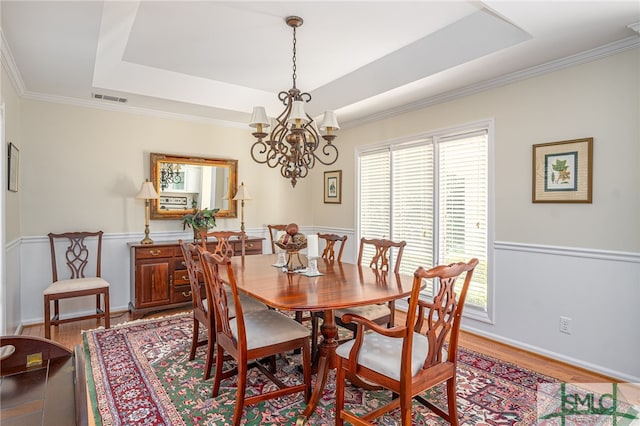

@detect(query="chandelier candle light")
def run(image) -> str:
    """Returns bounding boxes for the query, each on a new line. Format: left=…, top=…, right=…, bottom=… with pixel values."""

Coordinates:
left=136, top=179, right=160, bottom=245
left=249, top=16, right=340, bottom=187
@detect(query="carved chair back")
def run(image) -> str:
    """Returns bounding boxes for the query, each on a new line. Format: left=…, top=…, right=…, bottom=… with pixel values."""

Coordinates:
left=179, top=240, right=208, bottom=314
left=49, top=231, right=103, bottom=281
left=318, top=233, right=348, bottom=262
left=203, top=230, right=246, bottom=258
left=357, top=237, right=406, bottom=274
left=413, top=258, right=479, bottom=368
left=267, top=224, right=287, bottom=254
left=198, top=249, right=239, bottom=346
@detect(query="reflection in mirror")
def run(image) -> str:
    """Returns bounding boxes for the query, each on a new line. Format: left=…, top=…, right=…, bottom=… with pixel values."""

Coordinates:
left=150, top=153, right=238, bottom=220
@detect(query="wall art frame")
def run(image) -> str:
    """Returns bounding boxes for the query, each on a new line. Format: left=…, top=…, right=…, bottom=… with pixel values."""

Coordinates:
left=8, top=142, right=19, bottom=192
left=532, top=137, right=593, bottom=203
left=324, top=170, right=342, bottom=204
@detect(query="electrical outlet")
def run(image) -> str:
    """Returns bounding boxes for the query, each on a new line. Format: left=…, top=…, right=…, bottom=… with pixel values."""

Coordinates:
left=559, top=316, right=572, bottom=334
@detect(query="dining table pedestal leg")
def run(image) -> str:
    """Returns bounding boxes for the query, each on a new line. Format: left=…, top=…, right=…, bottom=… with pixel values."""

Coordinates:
left=297, top=309, right=338, bottom=425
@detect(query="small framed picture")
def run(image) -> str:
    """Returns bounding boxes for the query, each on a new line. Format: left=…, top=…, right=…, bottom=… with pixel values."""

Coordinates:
left=324, top=170, right=342, bottom=204
left=532, top=138, right=593, bottom=203
left=8, top=142, right=19, bottom=192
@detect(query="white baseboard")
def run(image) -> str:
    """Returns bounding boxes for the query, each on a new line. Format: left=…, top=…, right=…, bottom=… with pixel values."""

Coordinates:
left=462, top=325, right=640, bottom=383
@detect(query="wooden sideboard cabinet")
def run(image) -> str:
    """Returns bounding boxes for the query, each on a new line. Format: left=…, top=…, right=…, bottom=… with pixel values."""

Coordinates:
left=129, top=237, right=264, bottom=319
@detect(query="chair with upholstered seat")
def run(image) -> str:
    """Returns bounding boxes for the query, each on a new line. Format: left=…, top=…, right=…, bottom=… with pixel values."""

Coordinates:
left=198, top=247, right=311, bottom=426
left=335, top=258, right=479, bottom=425
left=347, top=237, right=406, bottom=321
left=203, top=230, right=246, bottom=258
left=333, top=237, right=406, bottom=339
left=267, top=224, right=287, bottom=254
left=44, top=231, right=110, bottom=339
left=180, top=240, right=266, bottom=380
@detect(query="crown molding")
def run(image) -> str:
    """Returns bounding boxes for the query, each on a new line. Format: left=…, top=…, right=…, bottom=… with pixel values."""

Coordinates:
left=0, top=28, right=26, bottom=97
left=2, top=25, right=638, bottom=130
left=342, top=36, right=640, bottom=129
left=19, top=90, right=246, bottom=128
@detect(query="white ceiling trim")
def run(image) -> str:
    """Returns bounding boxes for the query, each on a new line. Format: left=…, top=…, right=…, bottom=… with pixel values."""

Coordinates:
left=3, top=27, right=638, bottom=130
left=20, top=89, right=247, bottom=128
left=0, top=29, right=26, bottom=97
left=344, top=36, right=640, bottom=129
left=93, top=1, right=278, bottom=114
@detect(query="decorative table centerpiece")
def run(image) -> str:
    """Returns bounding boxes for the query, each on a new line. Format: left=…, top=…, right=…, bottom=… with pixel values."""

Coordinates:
left=275, top=223, right=307, bottom=272
left=182, top=208, right=219, bottom=243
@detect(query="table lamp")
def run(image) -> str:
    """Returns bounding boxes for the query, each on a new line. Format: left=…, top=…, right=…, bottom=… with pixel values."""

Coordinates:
left=233, top=182, right=252, bottom=235
left=136, top=179, right=160, bottom=244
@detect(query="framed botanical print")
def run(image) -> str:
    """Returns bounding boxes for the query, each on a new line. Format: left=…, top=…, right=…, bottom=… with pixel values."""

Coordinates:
left=324, top=170, right=342, bottom=204
left=532, top=138, right=593, bottom=203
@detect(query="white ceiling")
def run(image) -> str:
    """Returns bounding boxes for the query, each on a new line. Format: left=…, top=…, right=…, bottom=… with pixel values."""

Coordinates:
left=2, top=1, right=639, bottom=128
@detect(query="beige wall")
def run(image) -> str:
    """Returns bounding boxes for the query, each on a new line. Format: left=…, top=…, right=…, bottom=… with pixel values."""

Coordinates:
left=3, top=70, right=21, bottom=243
left=313, top=48, right=640, bottom=252
left=19, top=101, right=314, bottom=236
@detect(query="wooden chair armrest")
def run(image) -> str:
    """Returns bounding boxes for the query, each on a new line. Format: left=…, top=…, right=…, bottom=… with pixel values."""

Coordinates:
left=341, top=313, right=406, bottom=338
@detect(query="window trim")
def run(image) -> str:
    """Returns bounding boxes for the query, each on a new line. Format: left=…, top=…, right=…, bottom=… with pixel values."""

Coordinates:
left=354, top=119, right=495, bottom=324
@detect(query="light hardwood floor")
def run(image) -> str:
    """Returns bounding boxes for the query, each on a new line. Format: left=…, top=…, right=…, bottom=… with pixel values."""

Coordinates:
left=21, top=308, right=617, bottom=384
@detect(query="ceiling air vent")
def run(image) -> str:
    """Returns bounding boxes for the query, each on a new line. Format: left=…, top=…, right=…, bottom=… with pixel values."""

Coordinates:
left=92, top=93, right=128, bottom=103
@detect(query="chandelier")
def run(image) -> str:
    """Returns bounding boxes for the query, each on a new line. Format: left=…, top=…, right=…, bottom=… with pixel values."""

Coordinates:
left=249, top=16, right=339, bottom=188
left=159, top=163, right=182, bottom=191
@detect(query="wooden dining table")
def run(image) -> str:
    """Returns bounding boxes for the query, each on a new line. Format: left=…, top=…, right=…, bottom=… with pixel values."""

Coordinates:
left=229, top=254, right=415, bottom=425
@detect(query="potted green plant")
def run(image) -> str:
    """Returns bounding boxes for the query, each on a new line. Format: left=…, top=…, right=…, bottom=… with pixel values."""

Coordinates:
left=182, top=208, right=219, bottom=242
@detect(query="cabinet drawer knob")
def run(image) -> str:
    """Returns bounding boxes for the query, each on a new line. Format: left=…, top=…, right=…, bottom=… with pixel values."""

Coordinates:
left=181, top=275, right=188, bottom=280
left=149, top=249, right=161, bottom=256
left=247, top=243, right=254, bottom=248
left=181, top=261, right=186, bottom=267
left=182, top=291, right=192, bottom=297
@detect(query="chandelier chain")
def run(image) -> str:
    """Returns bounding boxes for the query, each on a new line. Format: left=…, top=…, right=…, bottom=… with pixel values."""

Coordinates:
left=291, top=26, right=297, bottom=89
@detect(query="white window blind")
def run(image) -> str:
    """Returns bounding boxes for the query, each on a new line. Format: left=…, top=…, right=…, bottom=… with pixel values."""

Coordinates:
left=358, top=127, right=489, bottom=313
left=391, top=143, right=434, bottom=277
left=359, top=150, right=391, bottom=266
left=438, top=132, right=488, bottom=311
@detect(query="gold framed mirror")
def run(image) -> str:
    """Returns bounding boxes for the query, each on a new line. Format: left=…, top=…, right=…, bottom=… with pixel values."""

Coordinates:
left=150, top=153, right=238, bottom=220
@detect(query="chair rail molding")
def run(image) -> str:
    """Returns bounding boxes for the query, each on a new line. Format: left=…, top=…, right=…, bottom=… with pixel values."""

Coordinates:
left=494, top=241, right=640, bottom=263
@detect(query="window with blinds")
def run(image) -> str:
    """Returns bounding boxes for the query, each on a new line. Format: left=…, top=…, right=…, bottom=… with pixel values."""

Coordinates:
left=357, top=126, right=489, bottom=314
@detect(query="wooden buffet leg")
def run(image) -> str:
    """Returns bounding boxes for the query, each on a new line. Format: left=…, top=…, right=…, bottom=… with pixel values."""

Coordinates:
left=296, top=309, right=338, bottom=425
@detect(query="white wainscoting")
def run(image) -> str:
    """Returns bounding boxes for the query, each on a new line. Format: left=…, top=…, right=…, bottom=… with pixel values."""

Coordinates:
left=466, top=241, right=640, bottom=382
left=17, top=227, right=276, bottom=327
left=11, top=230, right=640, bottom=381
left=2, top=238, right=21, bottom=335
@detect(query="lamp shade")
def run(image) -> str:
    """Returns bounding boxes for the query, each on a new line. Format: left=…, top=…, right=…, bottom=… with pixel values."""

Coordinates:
left=287, top=101, right=309, bottom=127
left=249, top=106, right=270, bottom=128
left=136, top=180, right=159, bottom=200
left=319, top=110, right=340, bottom=132
left=233, top=182, right=252, bottom=201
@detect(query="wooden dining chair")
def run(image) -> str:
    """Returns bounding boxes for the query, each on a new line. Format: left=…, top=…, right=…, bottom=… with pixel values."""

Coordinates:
left=197, top=247, right=311, bottom=426
left=180, top=240, right=266, bottom=380
left=267, top=224, right=287, bottom=254
left=310, top=233, right=348, bottom=357
left=334, top=237, right=407, bottom=339
left=335, top=258, right=479, bottom=426
left=44, top=231, right=110, bottom=339
left=318, top=233, right=348, bottom=262
left=202, top=230, right=246, bottom=258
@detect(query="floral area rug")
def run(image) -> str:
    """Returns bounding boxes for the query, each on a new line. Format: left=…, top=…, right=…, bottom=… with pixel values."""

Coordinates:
left=83, top=313, right=560, bottom=425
